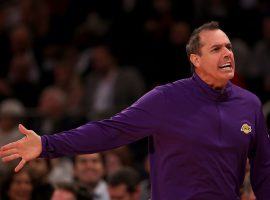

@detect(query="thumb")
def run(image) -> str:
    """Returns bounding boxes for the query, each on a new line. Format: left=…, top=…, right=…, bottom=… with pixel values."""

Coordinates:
left=18, top=124, right=32, bottom=136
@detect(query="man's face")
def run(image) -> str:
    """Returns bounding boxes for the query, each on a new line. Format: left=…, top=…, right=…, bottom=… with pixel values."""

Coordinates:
left=109, top=184, right=133, bottom=200
left=192, top=29, right=235, bottom=88
left=74, top=153, right=104, bottom=185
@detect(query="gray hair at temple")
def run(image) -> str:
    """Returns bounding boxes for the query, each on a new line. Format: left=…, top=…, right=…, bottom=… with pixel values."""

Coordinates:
left=186, top=21, right=220, bottom=72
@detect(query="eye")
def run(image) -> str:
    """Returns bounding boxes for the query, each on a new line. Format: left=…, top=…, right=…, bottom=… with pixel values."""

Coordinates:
left=211, top=47, right=220, bottom=52
left=226, top=44, right=233, bottom=51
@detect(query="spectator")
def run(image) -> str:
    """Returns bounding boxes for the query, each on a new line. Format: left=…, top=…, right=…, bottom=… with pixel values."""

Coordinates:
left=73, top=153, right=109, bottom=200
left=84, top=45, right=145, bottom=120
left=0, top=167, right=34, bottom=200
left=107, top=167, right=141, bottom=200
left=51, top=182, right=93, bottom=200
left=0, top=98, right=25, bottom=182
left=104, top=146, right=133, bottom=177
left=28, top=158, right=54, bottom=200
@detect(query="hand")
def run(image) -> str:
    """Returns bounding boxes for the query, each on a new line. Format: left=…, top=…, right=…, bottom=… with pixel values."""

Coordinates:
left=0, top=124, right=42, bottom=172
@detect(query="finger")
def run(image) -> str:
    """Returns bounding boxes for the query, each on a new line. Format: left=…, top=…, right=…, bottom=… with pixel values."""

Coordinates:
left=0, top=148, right=18, bottom=158
left=18, top=124, right=32, bottom=136
left=0, top=141, right=18, bottom=151
left=15, top=159, right=26, bottom=172
left=2, top=154, right=21, bottom=163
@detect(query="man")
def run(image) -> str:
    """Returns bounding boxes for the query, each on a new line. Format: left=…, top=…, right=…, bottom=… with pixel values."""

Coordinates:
left=73, top=153, right=109, bottom=200
left=1, top=21, right=270, bottom=200
left=107, top=167, right=140, bottom=200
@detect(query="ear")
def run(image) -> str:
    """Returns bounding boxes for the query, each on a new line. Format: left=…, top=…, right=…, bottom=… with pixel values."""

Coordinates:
left=190, top=54, right=200, bottom=68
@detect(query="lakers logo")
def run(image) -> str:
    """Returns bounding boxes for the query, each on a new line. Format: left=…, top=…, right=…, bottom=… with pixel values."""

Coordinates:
left=241, top=123, right=252, bottom=135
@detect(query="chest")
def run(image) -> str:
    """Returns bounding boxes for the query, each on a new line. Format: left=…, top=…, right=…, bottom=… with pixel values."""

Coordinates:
left=158, top=98, right=255, bottom=153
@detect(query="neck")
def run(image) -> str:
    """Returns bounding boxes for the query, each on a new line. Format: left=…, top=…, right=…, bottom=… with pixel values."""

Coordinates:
left=195, top=71, right=228, bottom=90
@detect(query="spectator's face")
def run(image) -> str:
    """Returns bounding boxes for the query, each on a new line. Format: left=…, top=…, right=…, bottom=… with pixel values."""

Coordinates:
left=8, top=171, right=33, bottom=200
left=54, top=64, right=73, bottom=87
left=91, top=47, right=114, bottom=73
left=109, top=184, right=133, bottom=200
left=74, top=153, right=104, bottom=185
left=38, top=89, right=65, bottom=117
left=170, top=22, right=190, bottom=45
left=191, top=29, right=235, bottom=88
left=0, top=115, right=17, bottom=131
left=28, top=159, right=49, bottom=180
left=51, top=189, right=76, bottom=200
left=105, top=153, right=123, bottom=176
left=10, top=26, right=31, bottom=53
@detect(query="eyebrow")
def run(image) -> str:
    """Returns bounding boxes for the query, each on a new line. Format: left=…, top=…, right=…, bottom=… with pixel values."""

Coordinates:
left=210, top=43, right=232, bottom=49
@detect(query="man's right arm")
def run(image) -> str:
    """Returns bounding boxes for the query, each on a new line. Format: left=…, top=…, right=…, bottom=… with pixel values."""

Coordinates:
left=40, top=86, right=166, bottom=158
left=0, top=86, right=166, bottom=171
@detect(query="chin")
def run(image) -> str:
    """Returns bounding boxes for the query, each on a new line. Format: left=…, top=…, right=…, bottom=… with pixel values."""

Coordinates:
left=228, top=72, right=235, bottom=80
left=222, top=71, right=235, bottom=81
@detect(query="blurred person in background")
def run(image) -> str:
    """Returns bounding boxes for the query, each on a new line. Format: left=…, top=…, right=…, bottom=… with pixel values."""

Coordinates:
left=30, top=86, right=74, bottom=185
left=51, top=183, right=77, bottom=200
left=103, top=146, right=133, bottom=177
left=28, top=159, right=53, bottom=200
left=73, top=153, right=109, bottom=200
left=52, top=50, right=86, bottom=120
left=33, top=86, right=73, bottom=134
left=84, top=44, right=145, bottom=120
left=107, top=167, right=141, bottom=200
left=9, top=24, right=40, bottom=82
left=0, top=167, right=34, bottom=200
left=0, top=99, right=25, bottom=147
left=51, top=182, right=93, bottom=200
left=251, top=15, right=270, bottom=101
left=0, top=98, right=25, bottom=183
left=7, top=53, right=40, bottom=108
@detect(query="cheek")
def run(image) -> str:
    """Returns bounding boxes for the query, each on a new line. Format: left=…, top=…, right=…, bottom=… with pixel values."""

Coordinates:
left=200, top=58, right=218, bottom=73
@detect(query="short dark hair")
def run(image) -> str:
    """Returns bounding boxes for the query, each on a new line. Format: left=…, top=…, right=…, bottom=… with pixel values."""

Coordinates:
left=107, top=167, right=140, bottom=193
left=54, top=182, right=93, bottom=200
left=73, top=153, right=105, bottom=166
left=186, top=21, right=220, bottom=70
left=54, top=182, right=78, bottom=196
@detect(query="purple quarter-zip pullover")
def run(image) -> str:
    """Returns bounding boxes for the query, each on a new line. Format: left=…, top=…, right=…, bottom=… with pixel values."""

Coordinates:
left=40, top=73, right=270, bottom=200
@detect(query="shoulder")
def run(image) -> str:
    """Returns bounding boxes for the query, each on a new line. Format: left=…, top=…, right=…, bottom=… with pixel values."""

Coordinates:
left=232, top=84, right=262, bottom=107
left=156, top=77, right=192, bottom=94
left=134, top=77, right=192, bottom=106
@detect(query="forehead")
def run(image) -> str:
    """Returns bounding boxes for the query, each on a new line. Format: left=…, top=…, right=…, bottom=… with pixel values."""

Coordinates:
left=199, top=29, right=230, bottom=47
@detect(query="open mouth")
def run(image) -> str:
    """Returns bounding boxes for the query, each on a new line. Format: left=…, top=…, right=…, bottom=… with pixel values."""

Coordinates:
left=218, top=63, right=233, bottom=71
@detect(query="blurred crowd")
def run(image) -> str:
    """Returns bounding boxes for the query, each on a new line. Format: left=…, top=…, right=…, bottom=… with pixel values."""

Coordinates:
left=0, top=0, right=269, bottom=199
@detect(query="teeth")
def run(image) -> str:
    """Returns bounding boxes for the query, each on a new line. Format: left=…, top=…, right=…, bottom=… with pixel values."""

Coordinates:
left=220, top=63, right=231, bottom=69
left=222, top=64, right=230, bottom=67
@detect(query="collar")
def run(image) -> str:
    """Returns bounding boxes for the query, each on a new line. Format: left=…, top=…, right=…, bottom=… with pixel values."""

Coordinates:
left=192, top=73, right=232, bottom=101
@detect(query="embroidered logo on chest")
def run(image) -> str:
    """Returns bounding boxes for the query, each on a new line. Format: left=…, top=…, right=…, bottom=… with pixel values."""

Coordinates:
left=241, top=123, right=252, bottom=135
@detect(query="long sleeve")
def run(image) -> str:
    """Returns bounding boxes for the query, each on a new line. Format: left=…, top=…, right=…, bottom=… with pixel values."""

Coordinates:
left=39, top=87, right=166, bottom=158
left=249, top=105, right=270, bottom=199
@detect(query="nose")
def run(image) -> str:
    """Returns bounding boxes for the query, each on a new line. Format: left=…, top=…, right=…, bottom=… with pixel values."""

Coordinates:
left=223, top=47, right=233, bottom=56
left=222, top=48, right=233, bottom=61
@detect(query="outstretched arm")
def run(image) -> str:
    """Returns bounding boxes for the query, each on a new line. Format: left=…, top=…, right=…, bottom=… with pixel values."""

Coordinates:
left=0, top=124, right=42, bottom=172
left=0, top=87, right=166, bottom=172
